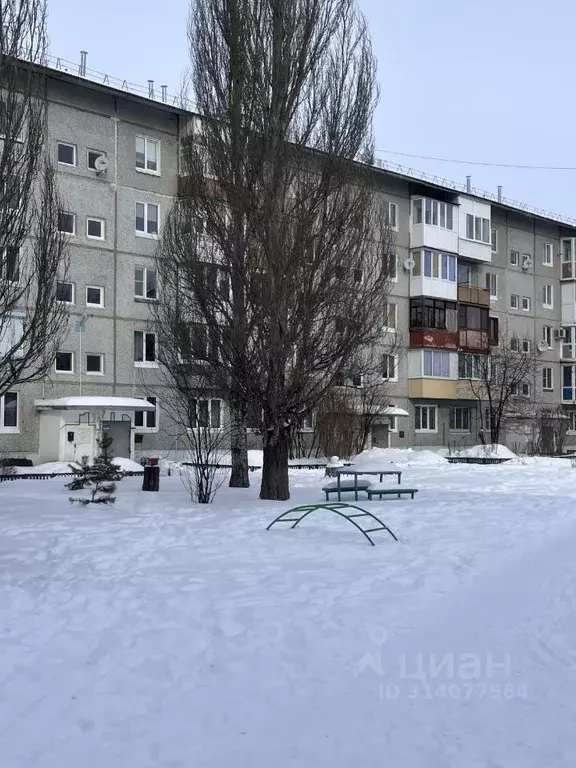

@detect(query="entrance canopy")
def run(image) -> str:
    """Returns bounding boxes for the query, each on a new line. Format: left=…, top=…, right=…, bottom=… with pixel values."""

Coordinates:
left=35, top=396, right=155, bottom=411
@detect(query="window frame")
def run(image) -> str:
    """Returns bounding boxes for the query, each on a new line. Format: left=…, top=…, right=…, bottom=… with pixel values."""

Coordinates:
left=187, top=398, right=223, bottom=430
left=57, top=142, right=77, bottom=167
left=86, top=353, right=104, bottom=376
left=86, top=285, right=104, bottom=308
left=491, top=228, right=498, bottom=252
left=86, top=217, right=105, bottom=241
left=55, top=351, right=75, bottom=374
left=1, top=246, right=20, bottom=283
left=134, top=266, right=158, bottom=301
left=135, top=202, right=160, bottom=238
left=542, top=367, right=554, bottom=392
left=521, top=382, right=531, bottom=397
left=423, top=349, right=451, bottom=378
left=381, top=354, right=398, bottom=382
left=58, top=211, right=76, bottom=235
left=56, top=281, right=75, bottom=305
left=135, top=135, right=161, bottom=176
left=449, top=406, right=471, bottom=433
left=383, top=301, right=397, bottom=332
left=509, top=250, right=519, bottom=267
left=134, top=330, right=157, bottom=366
left=543, top=284, right=554, bottom=309
left=386, top=202, right=398, bottom=231
left=415, top=404, right=437, bottom=433
left=522, top=296, right=531, bottom=312
left=134, top=396, right=159, bottom=432
left=485, top=272, right=498, bottom=299
left=543, top=242, right=553, bottom=267
left=0, top=392, right=19, bottom=433
left=510, top=294, right=519, bottom=310
left=542, top=325, right=553, bottom=349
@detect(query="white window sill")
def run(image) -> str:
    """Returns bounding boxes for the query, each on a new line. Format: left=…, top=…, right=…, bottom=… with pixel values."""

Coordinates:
left=57, top=162, right=76, bottom=168
left=134, top=362, right=159, bottom=368
left=381, top=378, right=398, bottom=383
left=86, top=372, right=104, bottom=376
left=86, top=304, right=104, bottom=309
left=135, top=231, right=158, bottom=240
left=55, top=370, right=75, bottom=375
left=449, top=429, right=471, bottom=434
left=543, top=263, right=553, bottom=268
left=415, top=430, right=438, bottom=434
left=134, top=296, right=159, bottom=304
left=543, top=305, right=554, bottom=310
left=134, top=427, right=159, bottom=433
left=87, top=235, right=105, bottom=242
left=135, top=167, right=161, bottom=177
left=0, top=427, right=19, bottom=434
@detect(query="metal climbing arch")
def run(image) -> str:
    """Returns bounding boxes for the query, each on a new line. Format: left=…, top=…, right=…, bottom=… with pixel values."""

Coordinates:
left=266, top=502, right=398, bottom=546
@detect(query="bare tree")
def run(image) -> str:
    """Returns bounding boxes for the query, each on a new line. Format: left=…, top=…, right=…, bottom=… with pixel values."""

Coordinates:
left=465, top=323, right=537, bottom=446
left=0, top=0, right=69, bottom=398
left=164, top=0, right=390, bottom=501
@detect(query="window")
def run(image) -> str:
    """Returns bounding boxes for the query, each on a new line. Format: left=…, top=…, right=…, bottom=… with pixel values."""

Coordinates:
left=57, top=142, right=76, bottom=166
left=458, top=305, right=489, bottom=331
left=135, top=202, right=159, bottom=237
left=135, top=136, right=160, bottom=174
left=87, top=150, right=106, bottom=170
left=485, top=272, right=497, bottom=298
left=522, top=296, right=531, bottom=311
left=86, top=286, right=104, bottom=307
left=0, top=392, right=18, bottom=432
left=410, top=297, right=457, bottom=331
left=386, top=202, right=397, bottom=230
left=510, top=337, right=519, bottom=352
left=383, top=302, right=397, bottom=331
left=521, top=382, right=531, bottom=397
left=383, top=253, right=397, bottom=281
left=351, top=373, right=363, bottom=388
left=415, top=405, right=437, bottom=432
left=466, top=214, right=490, bottom=244
left=135, top=396, right=158, bottom=430
left=58, top=212, right=76, bottom=235
left=417, top=199, right=454, bottom=230
left=542, top=367, right=553, bottom=391
left=521, top=339, right=531, bottom=354
left=543, top=284, right=553, bottom=309
left=134, top=331, right=156, bottom=364
left=421, top=250, right=456, bottom=281
left=510, top=382, right=519, bottom=396
left=449, top=406, right=471, bottom=432
left=134, top=267, right=158, bottom=300
left=569, top=411, right=576, bottom=432
left=542, top=325, right=553, bottom=348
left=413, top=199, right=422, bottom=224
left=458, top=353, right=485, bottom=380
left=491, top=229, right=498, bottom=252
left=56, top=281, right=74, bottom=304
left=423, top=349, right=451, bottom=378
left=489, top=316, right=499, bottom=345
left=543, top=242, right=553, bottom=266
left=1, top=247, right=19, bottom=282
left=86, top=218, right=105, bottom=240
left=55, top=351, right=74, bottom=373
left=86, top=354, right=104, bottom=375
left=189, top=398, right=222, bottom=429
left=510, top=294, right=519, bottom=309
left=382, top=354, right=397, bottom=381
left=510, top=250, right=519, bottom=266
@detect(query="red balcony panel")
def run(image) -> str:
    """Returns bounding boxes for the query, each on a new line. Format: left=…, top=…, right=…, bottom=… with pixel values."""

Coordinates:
left=459, top=329, right=489, bottom=352
left=409, top=329, right=459, bottom=349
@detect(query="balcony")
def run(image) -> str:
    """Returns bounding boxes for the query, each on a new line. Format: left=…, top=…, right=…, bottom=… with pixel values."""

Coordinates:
left=408, top=378, right=457, bottom=399
left=457, top=285, right=490, bottom=307
left=459, top=329, right=490, bottom=353
left=410, top=329, right=458, bottom=349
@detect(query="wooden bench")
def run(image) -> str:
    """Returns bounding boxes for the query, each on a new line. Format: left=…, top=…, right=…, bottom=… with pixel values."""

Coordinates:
left=366, top=483, right=418, bottom=500
left=322, top=479, right=371, bottom=501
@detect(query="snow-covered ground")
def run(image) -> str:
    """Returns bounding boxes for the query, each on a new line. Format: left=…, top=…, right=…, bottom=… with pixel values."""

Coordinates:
left=2, top=454, right=576, bottom=767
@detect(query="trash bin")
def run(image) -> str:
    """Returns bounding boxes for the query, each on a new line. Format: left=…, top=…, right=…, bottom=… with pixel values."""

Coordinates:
left=142, top=460, right=160, bottom=491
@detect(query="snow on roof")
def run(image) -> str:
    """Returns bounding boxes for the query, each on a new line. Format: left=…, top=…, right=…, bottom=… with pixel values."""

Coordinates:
left=35, top=396, right=155, bottom=411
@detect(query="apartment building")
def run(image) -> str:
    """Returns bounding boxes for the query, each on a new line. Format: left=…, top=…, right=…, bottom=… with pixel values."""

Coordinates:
left=2, top=59, right=576, bottom=462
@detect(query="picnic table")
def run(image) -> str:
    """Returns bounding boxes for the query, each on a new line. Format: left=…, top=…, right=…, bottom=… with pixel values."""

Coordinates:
left=332, top=462, right=402, bottom=501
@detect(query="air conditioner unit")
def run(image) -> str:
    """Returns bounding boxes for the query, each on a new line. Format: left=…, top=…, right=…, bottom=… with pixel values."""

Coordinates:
left=404, top=257, right=415, bottom=271
left=522, top=256, right=532, bottom=271
left=554, top=328, right=567, bottom=341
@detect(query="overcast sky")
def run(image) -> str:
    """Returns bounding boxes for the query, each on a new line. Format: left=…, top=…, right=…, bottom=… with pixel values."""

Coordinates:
left=47, top=0, right=576, bottom=220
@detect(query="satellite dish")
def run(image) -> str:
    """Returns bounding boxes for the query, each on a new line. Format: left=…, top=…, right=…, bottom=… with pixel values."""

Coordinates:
left=94, top=155, right=109, bottom=173
left=537, top=341, right=548, bottom=353
left=404, top=257, right=415, bottom=271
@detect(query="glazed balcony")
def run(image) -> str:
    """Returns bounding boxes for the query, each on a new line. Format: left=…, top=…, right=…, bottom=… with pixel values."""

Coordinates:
left=409, top=329, right=458, bottom=350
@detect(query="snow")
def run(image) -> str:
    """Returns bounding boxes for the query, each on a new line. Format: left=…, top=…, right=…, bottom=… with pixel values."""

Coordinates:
left=459, top=443, right=518, bottom=459
left=2, top=459, right=576, bottom=766
left=34, top=396, right=155, bottom=410
left=112, top=456, right=144, bottom=473
left=15, top=461, right=81, bottom=475
left=355, top=446, right=447, bottom=466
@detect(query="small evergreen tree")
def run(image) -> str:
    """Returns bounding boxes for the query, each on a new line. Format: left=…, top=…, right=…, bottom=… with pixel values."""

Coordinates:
left=67, top=433, right=123, bottom=505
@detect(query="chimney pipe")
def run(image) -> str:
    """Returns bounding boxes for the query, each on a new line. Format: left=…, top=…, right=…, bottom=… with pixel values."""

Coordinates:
left=161, top=85, right=168, bottom=103
left=79, top=51, right=87, bottom=77
left=466, top=175, right=472, bottom=193
left=148, top=79, right=155, bottom=98
left=497, top=185, right=503, bottom=203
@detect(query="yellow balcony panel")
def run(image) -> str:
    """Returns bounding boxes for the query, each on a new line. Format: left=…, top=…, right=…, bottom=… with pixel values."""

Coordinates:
left=408, top=378, right=457, bottom=399
left=455, top=380, right=483, bottom=400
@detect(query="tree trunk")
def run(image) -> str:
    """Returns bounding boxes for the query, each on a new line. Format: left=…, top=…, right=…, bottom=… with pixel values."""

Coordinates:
left=229, top=401, right=250, bottom=488
left=260, top=428, right=290, bottom=501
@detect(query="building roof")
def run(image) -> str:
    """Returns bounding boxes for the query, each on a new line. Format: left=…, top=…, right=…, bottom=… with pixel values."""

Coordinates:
left=40, top=54, right=576, bottom=230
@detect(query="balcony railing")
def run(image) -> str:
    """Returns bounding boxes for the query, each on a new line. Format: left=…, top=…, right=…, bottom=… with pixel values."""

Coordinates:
left=457, top=285, right=490, bottom=306
left=409, top=329, right=458, bottom=349
left=459, top=329, right=490, bottom=352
